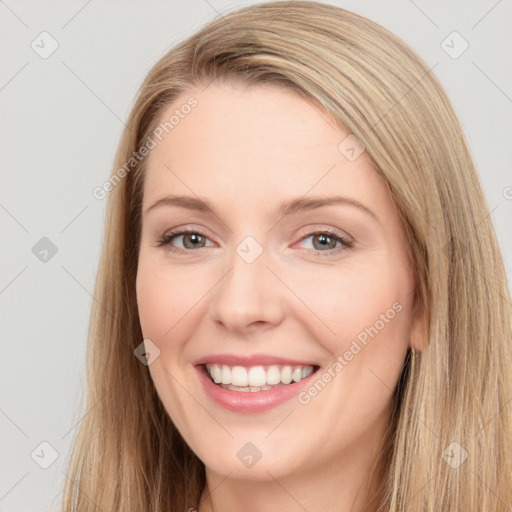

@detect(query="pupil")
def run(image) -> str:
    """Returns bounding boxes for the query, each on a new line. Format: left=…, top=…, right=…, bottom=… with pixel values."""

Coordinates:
left=185, top=233, right=203, bottom=248
left=314, top=234, right=335, bottom=250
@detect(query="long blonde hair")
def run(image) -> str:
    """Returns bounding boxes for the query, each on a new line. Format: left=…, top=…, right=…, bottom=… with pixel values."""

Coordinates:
left=62, top=2, right=512, bottom=510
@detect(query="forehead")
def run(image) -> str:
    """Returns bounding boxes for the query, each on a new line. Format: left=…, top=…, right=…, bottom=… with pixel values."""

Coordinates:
left=142, top=82, right=389, bottom=217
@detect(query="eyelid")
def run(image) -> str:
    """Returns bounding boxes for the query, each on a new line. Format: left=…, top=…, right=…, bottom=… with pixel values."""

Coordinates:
left=158, top=223, right=352, bottom=241
left=294, top=224, right=353, bottom=243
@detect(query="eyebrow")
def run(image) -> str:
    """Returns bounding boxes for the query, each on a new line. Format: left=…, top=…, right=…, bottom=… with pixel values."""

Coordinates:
left=144, top=194, right=380, bottom=224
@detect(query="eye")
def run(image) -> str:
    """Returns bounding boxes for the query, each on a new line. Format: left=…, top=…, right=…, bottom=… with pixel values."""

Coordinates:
left=297, top=230, right=353, bottom=257
left=156, top=229, right=214, bottom=251
left=155, top=228, right=353, bottom=257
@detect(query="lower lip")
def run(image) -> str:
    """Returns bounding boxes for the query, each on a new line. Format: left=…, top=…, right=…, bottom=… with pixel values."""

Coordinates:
left=196, top=366, right=317, bottom=413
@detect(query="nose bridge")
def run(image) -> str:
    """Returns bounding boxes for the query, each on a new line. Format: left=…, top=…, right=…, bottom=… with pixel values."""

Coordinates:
left=209, top=233, right=284, bottom=330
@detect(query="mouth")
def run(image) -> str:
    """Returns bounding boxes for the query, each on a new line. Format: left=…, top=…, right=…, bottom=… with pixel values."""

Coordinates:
left=201, top=363, right=319, bottom=392
left=195, top=359, right=320, bottom=413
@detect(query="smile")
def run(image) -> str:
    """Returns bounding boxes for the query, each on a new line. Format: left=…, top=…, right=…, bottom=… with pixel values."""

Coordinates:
left=205, top=363, right=316, bottom=392
left=195, top=356, right=320, bottom=413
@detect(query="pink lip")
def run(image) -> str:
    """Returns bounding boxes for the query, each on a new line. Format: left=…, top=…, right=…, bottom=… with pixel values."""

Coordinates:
left=193, top=353, right=317, bottom=367
left=195, top=361, right=319, bottom=414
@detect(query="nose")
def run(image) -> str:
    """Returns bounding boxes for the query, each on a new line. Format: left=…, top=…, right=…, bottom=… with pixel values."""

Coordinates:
left=209, top=242, right=286, bottom=335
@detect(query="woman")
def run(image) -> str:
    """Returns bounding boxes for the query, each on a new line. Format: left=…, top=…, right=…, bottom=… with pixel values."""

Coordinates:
left=62, top=1, right=512, bottom=510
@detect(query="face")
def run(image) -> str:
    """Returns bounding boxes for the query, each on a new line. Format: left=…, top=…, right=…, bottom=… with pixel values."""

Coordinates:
left=136, top=81, right=423, bottom=483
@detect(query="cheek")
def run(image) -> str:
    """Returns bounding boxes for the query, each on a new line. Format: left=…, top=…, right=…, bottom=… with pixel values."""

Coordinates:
left=135, top=257, right=209, bottom=341
left=293, top=259, right=413, bottom=412
left=135, top=259, right=204, bottom=432
left=288, top=267, right=412, bottom=445
left=293, top=261, right=411, bottom=347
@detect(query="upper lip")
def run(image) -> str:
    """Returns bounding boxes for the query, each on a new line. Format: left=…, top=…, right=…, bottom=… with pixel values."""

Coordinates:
left=193, top=353, right=318, bottom=367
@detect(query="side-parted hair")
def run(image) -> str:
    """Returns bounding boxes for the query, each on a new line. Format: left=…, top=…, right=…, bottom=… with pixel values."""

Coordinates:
left=62, top=2, right=512, bottom=510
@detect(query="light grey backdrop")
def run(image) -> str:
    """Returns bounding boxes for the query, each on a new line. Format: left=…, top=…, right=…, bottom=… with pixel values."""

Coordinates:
left=1, top=1, right=511, bottom=510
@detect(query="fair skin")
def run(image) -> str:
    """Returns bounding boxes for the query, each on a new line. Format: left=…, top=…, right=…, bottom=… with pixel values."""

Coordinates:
left=136, top=80, right=425, bottom=512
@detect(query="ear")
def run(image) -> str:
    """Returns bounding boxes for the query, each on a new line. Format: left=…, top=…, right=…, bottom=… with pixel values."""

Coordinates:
left=408, top=293, right=428, bottom=351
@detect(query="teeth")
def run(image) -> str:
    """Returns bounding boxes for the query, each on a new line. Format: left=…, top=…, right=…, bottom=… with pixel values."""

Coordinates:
left=267, top=365, right=281, bottom=385
left=281, top=366, right=292, bottom=384
left=302, top=366, right=313, bottom=379
left=211, top=364, right=222, bottom=383
left=248, top=366, right=267, bottom=386
left=231, top=366, right=248, bottom=387
left=205, top=363, right=315, bottom=389
left=221, top=365, right=231, bottom=385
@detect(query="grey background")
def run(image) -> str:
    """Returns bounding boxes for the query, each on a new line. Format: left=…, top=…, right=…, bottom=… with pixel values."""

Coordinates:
left=1, top=1, right=511, bottom=510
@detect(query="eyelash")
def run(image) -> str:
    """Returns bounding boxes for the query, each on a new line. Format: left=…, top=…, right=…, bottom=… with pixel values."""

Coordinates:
left=155, top=228, right=353, bottom=258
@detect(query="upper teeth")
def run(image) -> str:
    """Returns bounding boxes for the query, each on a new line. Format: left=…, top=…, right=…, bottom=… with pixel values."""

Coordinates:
left=205, top=364, right=314, bottom=387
